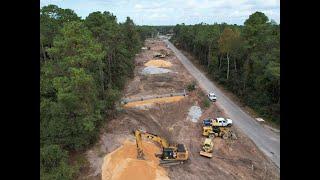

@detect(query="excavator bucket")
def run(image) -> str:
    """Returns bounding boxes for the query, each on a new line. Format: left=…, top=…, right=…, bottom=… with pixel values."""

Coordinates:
left=200, top=151, right=213, bottom=158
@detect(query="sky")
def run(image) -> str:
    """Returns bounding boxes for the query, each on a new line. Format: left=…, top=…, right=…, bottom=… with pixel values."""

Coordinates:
left=40, top=0, right=280, bottom=25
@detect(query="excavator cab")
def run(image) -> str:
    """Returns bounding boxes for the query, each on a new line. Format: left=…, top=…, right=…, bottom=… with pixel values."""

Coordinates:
left=162, top=148, right=175, bottom=159
left=176, top=144, right=188, bottom=160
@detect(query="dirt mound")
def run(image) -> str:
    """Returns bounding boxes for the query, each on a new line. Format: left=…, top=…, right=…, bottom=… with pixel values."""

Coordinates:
left=142, top=67, right=171, bottom=75
left=145, top=60, right=172, bottom=68
left=102, top=140, right=169, bottom=180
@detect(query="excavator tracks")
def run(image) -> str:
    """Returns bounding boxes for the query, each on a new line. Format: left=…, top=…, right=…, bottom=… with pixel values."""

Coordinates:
left=159, top=160, right=185, bottom=166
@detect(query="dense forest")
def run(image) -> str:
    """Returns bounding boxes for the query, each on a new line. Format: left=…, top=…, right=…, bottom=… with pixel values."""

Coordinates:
left=135, top=25, right=174, bottom=39
left=170, top=12, right=280, bottom=124
left=136, top=25, right=158, bottom=39
left=40, top=5, right=145, bottom=179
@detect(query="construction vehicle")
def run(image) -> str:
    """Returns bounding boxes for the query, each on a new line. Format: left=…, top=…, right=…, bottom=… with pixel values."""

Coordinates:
left=199, top=138, right=213, bottom=158
left=134, top=129, right=189, bottom=166
left=153, top=53, right=166, bottom=58
left=202, top=126, right=236, bottom=139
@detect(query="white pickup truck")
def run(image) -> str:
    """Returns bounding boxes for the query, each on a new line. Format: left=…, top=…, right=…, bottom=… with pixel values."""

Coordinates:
left=203, top=117, right=233, bottom=127
left=207, top=92, right=217, bottom=102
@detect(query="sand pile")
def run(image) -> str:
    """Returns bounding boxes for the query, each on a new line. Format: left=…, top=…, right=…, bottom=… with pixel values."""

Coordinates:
left=102, top=140, right=169, bottom=180
left=145, top=60, right=172, bottom=68
left=123, top=96, right=184, bottom=108
left=141, top=67, right=171, bottom=75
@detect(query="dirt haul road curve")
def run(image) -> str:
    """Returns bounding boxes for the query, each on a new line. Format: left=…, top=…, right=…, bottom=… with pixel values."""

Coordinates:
left=164, top=39, right=280, bottom=170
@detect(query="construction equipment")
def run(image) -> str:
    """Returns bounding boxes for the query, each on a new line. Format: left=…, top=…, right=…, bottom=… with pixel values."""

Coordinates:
left=202, top=126, right=236, bottom=139
left=153, top=49, right=169, bottom=58
left=199, top=138, right=213, bottom=158
left=134, top=129, right=189, bottom=166
left=153, top=53, right=166, bottom=58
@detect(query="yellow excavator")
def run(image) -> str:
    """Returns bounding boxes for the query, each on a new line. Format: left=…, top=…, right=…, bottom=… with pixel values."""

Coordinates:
left=134, top=129, right=189, bottom=166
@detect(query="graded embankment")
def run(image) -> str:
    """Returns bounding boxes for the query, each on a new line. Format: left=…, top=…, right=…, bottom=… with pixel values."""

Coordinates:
left=102, top=140, right=169, bottom=180
left=123, top=96, right=184, bottom=108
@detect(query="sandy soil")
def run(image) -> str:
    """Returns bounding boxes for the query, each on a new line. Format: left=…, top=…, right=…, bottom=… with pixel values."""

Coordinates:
left=81, top=38, right=280, bottom=180
left=145, top=60, right=172, bottom=67
left=101, top=140, right=169, bottom=180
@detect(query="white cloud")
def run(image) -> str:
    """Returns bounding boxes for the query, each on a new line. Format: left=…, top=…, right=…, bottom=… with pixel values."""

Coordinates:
left=40, top=0, right=280, bottom=25
left=40, top=0, right=64, bottom=7
left=149, top=13, right=169, bottom=19
left=134, top=4, right=143, bottom=9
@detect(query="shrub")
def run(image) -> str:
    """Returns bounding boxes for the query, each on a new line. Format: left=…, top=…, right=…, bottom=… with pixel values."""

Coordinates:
left=40, top=145, right=76, bottom=180
left=186, top=81, right=197, bottom=91
left=203, top=99, right=211, bottom=108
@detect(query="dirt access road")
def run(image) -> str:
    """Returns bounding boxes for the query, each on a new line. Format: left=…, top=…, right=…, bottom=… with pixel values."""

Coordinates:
left=164, top=39, right=280, bottom=170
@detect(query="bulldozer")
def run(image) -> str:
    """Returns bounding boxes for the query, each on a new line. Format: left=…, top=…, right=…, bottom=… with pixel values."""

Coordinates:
left=199, top=138, right=213, bottom=158
left=202, top=126, right=237, bottom=139
left=134, top=129, right=189, bottom=166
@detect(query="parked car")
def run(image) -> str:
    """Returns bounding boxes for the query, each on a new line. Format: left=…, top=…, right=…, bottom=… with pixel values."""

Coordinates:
left=202, top=118, right=213, bottom=126
left=207, top=92, right=217, bottom=101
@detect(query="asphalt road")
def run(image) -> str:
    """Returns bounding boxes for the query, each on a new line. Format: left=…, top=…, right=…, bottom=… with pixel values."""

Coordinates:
left=164, top=39, right=280, bottom=170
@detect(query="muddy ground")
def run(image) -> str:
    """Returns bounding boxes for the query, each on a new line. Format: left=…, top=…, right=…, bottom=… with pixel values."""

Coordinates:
left=81, top=39, right=280, bottom=180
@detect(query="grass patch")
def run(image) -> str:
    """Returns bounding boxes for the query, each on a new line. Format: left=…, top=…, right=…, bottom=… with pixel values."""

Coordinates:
left=203, top=99, right=211, bottom=108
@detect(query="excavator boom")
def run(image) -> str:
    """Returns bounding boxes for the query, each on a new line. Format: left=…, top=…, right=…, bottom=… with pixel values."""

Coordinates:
left=134, top=130, right=144, bottom=159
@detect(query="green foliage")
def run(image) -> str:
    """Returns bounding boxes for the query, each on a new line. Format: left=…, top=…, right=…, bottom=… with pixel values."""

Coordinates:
left=203, top=99, right=211, bottom=108
left=154, top=26, right=174, bottom=34
left=136, top=25, right=158, bottom=40
left=40, top=145, right=75, bottom=180
left=218, top=28, right=240, bottom=54
left=171, top=11, right=280, bottom=124
left=40, top=5, right=142, bottom=178
left=41, top=145, right=67, bottom=171
left=186, top=81, right=197, bottom=91
left=105, top=88, right=121, bottom=109
left=40, top=5, right=81, bottom=62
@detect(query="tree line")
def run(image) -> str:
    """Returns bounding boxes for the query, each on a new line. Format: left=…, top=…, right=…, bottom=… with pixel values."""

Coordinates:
left=170, top=12, right=280, bottom=124
left=40, top=5, right=144, bottom=179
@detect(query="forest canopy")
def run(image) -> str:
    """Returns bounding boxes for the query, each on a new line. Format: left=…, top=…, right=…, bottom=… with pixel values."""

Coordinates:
left=40, top=5, right=144, bottom=179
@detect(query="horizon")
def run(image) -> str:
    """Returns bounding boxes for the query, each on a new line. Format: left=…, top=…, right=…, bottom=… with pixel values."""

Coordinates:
left=40, top=0, right=280, bottom=25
